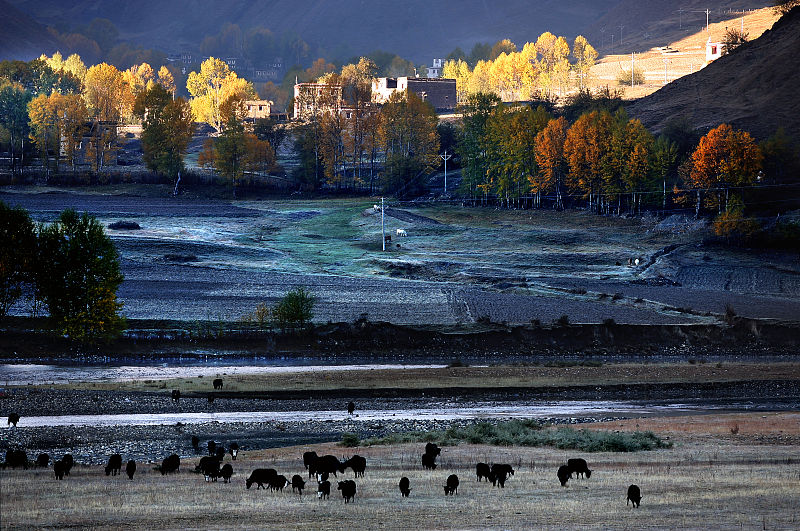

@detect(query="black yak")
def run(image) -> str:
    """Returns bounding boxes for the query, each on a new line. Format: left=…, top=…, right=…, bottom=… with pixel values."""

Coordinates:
left=317, top=480, right=331, bottom=499
left=229, top=442, right=239, bottom=460
left=344, top=455, right=366, bottom=478
left=421, top=453, right=437, bottom=470
left=171, top=389, right=180, bottom=403
left=291, top=474, right=306, bottom=495
left=220, top=463, right=233, bottom=483
left=160, top=454, right=180, bottom=475
left=476, top=462, right=491, bottom=482
left=338, top=480, right=357, bottom=503
left=126, top=460, right=136, bottom=480
left=7, top=412, right=19, bottom=427
left=105, top=454, right=122, bottom=476
left=36, top=453, right=50, bottom=468
left=62, top=454, right=74, bottom=475
left=567, top=458, right=592, bottom=479
left=399, top=476, right=411, bottom=497
left=444, top=474, right=459, bottom=495
left=213, top=378, right=223, bottom=390
left=557, top=465, right=571, bottom=487
left=347, top=401, right=355, bottom=415
left=246, top=468, right=277, bottom=489
left=53, top=460, right=65, bottom=480
left=627, top=484, right=642, bottom=508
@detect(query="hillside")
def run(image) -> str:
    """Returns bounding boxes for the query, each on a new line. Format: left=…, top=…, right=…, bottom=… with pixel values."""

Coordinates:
left=7, top=0, right=616, bottom=63
left=626, top=7, right=800, bottom=142
left=0, top=0, right=60, bottom=61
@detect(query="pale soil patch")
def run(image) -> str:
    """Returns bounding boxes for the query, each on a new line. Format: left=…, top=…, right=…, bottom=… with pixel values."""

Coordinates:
left=2, top=413, right=799, bottom=530
left=55, top=362, right=800, bottom=393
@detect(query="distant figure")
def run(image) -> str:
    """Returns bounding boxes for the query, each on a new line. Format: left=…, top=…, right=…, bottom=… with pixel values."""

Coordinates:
left=347, top=401, right=355, bottom=415
left=399, top=476, right=411, bottom=497
left=213, top=378, right=223, bottom=390
left=191, top=435, right=200, bottom=451
left=171, top=390, right=180, bottom=404
left=7, top=412, right=19, bottom=427
left=126, top=460, right=136, bottom=480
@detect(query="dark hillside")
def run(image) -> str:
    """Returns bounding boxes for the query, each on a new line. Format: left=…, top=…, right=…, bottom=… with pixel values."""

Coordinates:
left=627, top=7, right=800, bottom=142
left=0, top=0, right=60, bottom=60
left=7, top=0, right=616, bottom=62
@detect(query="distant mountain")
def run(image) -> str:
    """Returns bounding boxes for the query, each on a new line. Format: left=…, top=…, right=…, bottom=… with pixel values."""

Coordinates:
left=627, top=7, right=800, bottom=142
left=6, top=0, right=618, bottom=62
left=0, top=0, right=61, bottom=61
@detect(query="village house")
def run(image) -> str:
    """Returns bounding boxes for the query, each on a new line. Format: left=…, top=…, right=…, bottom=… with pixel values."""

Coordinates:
left=706, top=37, right=723, bottom=62
left=372, top=77, right=456, bottom=112
left=245, top=100, right=272, bottom=120
left=293, top=82, right=344, bottom=119
left=427, top=58, right=444, bottom=78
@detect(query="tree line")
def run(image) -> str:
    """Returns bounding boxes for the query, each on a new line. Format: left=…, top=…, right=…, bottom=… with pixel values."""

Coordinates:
left=0, top=202, right=125, bottom=342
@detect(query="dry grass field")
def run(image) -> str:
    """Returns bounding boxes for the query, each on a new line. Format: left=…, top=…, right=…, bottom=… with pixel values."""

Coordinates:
left=590, top=7, right=779, bottom=99
left=2, top=413, right=799, bottom=530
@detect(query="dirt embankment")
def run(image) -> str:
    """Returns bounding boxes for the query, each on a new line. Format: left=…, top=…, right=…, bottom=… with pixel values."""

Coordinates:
left=1, top=318, right=798, bottom=360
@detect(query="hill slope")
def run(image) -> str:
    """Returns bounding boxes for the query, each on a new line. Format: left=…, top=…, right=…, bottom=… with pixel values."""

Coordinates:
left=627, top=8, right=800, bottom=142
left=7, top=0, right=616, bottom=62
left=0, top=0, right=60, bottom=61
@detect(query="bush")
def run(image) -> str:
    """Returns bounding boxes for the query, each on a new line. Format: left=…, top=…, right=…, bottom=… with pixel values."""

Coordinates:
left=555, top=314, right=570, bottom=327
left=616, top=67, right=645, bottom=86
left=273, top=287, right=315, bottom=329
left=339, top=433, right=361, bottom=447
left=362, top=421, right=671, bottom=452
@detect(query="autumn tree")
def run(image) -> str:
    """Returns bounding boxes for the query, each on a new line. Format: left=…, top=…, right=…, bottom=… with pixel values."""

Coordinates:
left=27, top=93, right=58, bottom=177
left=187, top=57, right=256, bottom=132
left=688, top=123, right=763, bottom=215
left=652, top=136, right=680, bottom=209
left=572, top=36, right=598, bottom=90
left=156, top=66, right=176, bottom=96
left=533, top=32, right=570, bottom=96
left=535, top=116, right=569, bottom=209
left=564, top=110, right=613, bottom=211
left=84, top=62, right=131, bottom=171
left=379, top=91, right=440, bottom=197
left=458, top=92, right=500, bottom=203
left=442, top=58, right=471, bottom=103
left=133, top=84, right=194, bottom=191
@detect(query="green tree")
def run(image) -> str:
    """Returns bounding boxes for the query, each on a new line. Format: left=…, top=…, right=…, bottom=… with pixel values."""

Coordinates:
left=36, top=209, right=125, bottom=342
left=133, top=84, right=195, bottom=190
left=0, top=202, right=37, bottom=317
left=457, top=92, right=501, bottom=203
left=213, top=96, right=249, bottom=197
left=0, top=81, right=32, bottom=175
left=379, top=91, right=440, bottom=197
left=273, top=287, right=315, bottom=329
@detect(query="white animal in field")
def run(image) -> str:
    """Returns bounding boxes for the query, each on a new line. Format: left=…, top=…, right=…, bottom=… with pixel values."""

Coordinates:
left=634, top=258, right=640, bottom=266
left=373, top=204, right=381, bottom=212
left=396, top=229, right=407, bottom=237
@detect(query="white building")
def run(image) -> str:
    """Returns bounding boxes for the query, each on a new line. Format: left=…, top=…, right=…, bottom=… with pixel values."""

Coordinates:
left=428, top=58, right=444, bottom=78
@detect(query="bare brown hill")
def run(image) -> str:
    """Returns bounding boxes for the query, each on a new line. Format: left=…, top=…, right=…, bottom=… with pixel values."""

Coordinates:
left=627, top=7, right=800, bottom=142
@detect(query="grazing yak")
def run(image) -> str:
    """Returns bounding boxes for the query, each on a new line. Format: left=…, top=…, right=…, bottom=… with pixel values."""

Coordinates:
left=5, top=449, right=28, bottom=469
left=399, top=476, right=411, bottom=497
left=213, top=378, right=223, bottom=390
left=303, top=451, right=319, bottom=475
left=191, top=435, right=200, bottom=451
left=160, top=454, right=180, bottom=475
left=207, top=395, right=215, bottom=404
left=62, top=454, right=74, bottom=475
left=246, top=468, right=277, bottom=489
left=444, top=474, right=459, bottom=495
left=291, top=474, right=306, bottom=495
left=567, top=458, right=592, bottom=479
left=105, top=454, right=123, bottom=476
left=347, top=401, right=355, bottom=415
left=425, top=443, right=441, bottom=457
left=171, top=389, right=180, bottom=404
left=269, top=474, right=289, bottom=492
left=126, top=460, right=136, bottom=480
left=215, top=446, right=226, bottom=461
left=627, top=484, right=642, bottom=508
left=220, top=463, right=233, bottom=483
left=492, top=463, right=515, bottom=478
left=476, top=462, right=491, bottom=482
left=344, top=455, right=366, bottom=478
left=338, top=480, right=357, bottom=503
left=557, top=465, right=571, bottom=487
left=7, top=412, right=20, bottom=427
left=207, top=441, right=217, bottom=456
left=196, top=456, right=220, bottom=482
left=53, top=459, right=65, bottom=480
left=317, top=480, right=331, bottom=499
left=310, top=454, right=345, bottom=478
left=421, top=453, right=437, bottom=470
left=229, top=442, right=239, bottom=460
left=36, top=453, right=50, bottom=468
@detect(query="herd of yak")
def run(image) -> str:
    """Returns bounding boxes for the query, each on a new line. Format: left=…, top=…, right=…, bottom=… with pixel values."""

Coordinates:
left=1, top=439, right=643, bottom=508
left=4, top=393, right=645, bottom=509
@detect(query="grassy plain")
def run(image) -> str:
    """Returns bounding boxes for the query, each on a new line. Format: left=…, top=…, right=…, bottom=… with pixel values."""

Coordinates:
left=2, top=413, right=799, bottom=530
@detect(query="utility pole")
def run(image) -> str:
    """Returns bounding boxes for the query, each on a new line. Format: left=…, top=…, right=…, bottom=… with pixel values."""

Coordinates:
left=440, top=151, right=452, bottom=194
left=381, top=197, right=385, bottom=251
left=619, top=25, right=625, bottom=49
left=705, top=8, right=710, bottom=32
left=631, top=52, right=635, bottom=87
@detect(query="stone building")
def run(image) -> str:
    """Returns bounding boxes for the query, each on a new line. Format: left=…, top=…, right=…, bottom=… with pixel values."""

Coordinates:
left=372, top=77, right=456, bottom=112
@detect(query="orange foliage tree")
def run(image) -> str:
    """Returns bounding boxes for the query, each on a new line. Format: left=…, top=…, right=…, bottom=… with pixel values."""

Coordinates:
left=564, top=110, right=613, bottom=211
left=534, top=116, right=569, bottom=209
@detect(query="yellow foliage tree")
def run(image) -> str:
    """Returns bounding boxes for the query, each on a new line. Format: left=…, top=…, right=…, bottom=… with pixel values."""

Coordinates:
left=442, top=58, right=471, bottom=103
left=187, top=57, right=256, bottom=132
left=573, top=35, right=598, bottom=90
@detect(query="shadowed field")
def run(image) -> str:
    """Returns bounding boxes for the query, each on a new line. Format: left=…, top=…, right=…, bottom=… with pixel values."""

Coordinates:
left=2, top=413, right=799, bottom=530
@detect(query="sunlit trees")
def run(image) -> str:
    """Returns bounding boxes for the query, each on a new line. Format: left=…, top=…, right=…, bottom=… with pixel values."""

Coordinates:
left=187, top=57, right=256, bottom=132
left=156, top=66, right=176, bottom=96
left=564, top=110, right=613, bottom=211
left=572, top=36, right=597, bottom=90
left=534, top=116, right=569, bottom=209
left=442, top=58, right=471, bottom=104
left=533, top=32, right=570, bottom=96
left=84, top=63, right=130, bottom=121
left=688, top=123, right=763, bottom=214
left=379, top=91, right=440, bottom=197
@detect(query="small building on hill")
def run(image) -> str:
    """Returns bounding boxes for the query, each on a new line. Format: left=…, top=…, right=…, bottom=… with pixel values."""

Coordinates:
left=372, top=77, right=456, bottom=112
left=706, top=38, right=723, bottom=63
left=245, top=100, right=272, bottom=120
